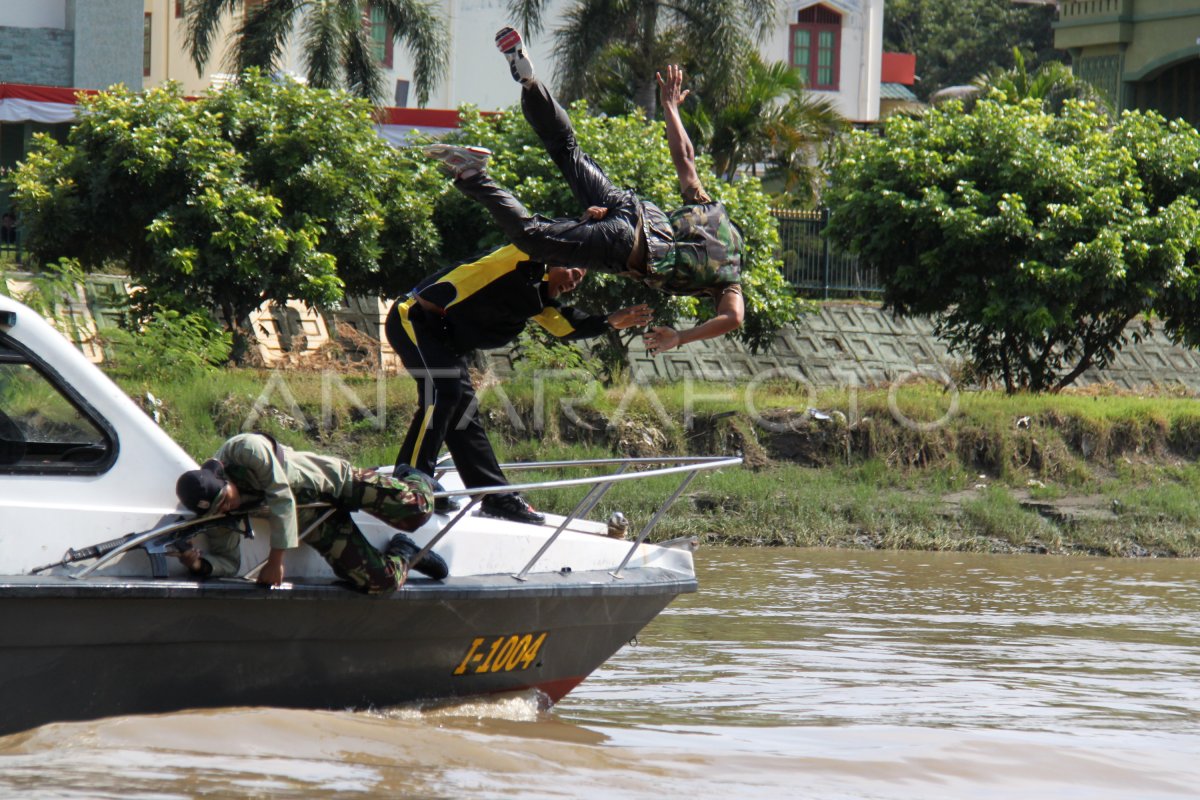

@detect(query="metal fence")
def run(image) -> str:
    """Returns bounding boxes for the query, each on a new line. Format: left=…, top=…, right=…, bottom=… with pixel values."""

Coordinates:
left=0, top=232, right=21, bottom=265
left=771, top=208, right=881, bottom=298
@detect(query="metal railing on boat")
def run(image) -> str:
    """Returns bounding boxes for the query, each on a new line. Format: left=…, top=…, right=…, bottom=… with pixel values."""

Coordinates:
left=420, top=455, right=743, bottom=581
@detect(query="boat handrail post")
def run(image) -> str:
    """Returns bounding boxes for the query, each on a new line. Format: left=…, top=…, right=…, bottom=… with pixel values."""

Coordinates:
left=512, top=469, right=624, bottom=582
left=416, top=456, right=739, bottom=579
left=609, top=468, right=702, bottom=580
left=575, top=463, right=629, bottom=519
left=406, top=495, right=483, bottom=571
left=242, top=506, right=338, bottom=581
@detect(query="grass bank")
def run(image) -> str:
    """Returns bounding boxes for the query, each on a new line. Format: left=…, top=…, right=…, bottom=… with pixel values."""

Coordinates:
left=119, top=367, right=1200, bottom=558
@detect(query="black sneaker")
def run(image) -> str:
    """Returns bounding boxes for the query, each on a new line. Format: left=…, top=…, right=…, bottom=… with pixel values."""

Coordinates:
left=480, top=492, right=545, bottom=525
left=386, top=533, right=450, bottom=580
left=495, top=26, right=536, bottom=86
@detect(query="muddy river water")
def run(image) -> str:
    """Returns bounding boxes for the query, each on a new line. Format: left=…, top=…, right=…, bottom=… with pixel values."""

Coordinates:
left=1, top=548, right=1197, bottom=799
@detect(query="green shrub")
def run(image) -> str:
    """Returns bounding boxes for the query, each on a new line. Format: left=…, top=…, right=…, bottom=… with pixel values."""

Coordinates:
left=98, top=307, right=231, bottom=383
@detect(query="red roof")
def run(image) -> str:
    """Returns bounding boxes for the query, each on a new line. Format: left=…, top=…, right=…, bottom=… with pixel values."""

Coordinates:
left=374, top=107, right=501, bottom=128
left=375, top=107, right=464, bottom=127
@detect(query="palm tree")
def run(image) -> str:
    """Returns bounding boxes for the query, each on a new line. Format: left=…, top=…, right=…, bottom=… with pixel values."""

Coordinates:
left=508, top=0, right=775, bottom=117
left=185, top=0, right=448, bottom=106
left=973, top=48, right=1112, bottom=116
left=689, top=56, right=842, bottom=200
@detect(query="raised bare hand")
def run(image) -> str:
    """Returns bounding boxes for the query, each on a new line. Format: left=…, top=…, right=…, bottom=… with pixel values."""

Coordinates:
left=656, top=64, right=690, bottom=108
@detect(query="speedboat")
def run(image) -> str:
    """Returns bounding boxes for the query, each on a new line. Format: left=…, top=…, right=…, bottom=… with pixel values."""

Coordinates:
left=0, top=293, right=737, bottom=735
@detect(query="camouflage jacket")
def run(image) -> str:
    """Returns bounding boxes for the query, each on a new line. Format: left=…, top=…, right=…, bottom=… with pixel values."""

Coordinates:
left=642, top=201, right=743, bottom=298
left=199, top=435, right=434, bottom=578
left=199, top=434, right=359, bottom=577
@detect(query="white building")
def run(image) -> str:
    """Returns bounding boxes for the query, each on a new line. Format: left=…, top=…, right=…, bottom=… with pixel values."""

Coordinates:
left=396, top=0, right=886, bottom=121
left=760, top=0, right=885, bottom=124
left=142, top=0, right=236, bottom=95
left=144, top=0, right=885, bottom=120
left=387, top=0, right=566, bottom=110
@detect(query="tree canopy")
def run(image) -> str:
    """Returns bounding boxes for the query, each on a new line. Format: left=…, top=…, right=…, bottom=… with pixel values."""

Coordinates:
left=433, top=100, right=804, bottom=354
left=11, top=72, right=441, bottom=357
left=885, top=0, right=1062, bottom=101
left=185, top=0, right=448, bottom=106
left=825, top=97, right=1200, bottom=393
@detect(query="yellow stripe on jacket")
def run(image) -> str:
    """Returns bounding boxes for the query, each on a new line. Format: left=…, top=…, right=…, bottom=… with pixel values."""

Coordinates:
left=435, top=244, right=532, bottom=310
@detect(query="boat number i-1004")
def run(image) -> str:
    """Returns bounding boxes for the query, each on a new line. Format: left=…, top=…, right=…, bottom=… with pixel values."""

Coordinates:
left=454, top=632, right=548, bottom=675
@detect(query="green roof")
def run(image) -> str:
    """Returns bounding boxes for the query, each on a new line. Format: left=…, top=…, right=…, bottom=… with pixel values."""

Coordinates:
left=880, top=83, right=918, bottom=101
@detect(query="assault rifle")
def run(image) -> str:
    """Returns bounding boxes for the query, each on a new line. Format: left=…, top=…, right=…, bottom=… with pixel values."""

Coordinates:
left=29, top=508, right=261, bottom=579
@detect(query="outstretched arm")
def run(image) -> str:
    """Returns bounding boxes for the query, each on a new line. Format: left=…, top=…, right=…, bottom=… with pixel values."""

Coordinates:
left=643, top=288, right=743, bottom=355
left=657, top=64, right=711, bottom=204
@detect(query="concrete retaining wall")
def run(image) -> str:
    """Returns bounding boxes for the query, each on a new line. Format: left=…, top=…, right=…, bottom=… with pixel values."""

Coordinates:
left=9, top=273, right=1200, bottom=391
left=612, top=304, right=1200, bottom=391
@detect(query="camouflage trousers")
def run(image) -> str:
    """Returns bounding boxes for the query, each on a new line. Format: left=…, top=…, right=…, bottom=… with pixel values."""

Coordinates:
left=306, top=469, right=434, bottom=595
left=347, top=467, right=433, bottom=532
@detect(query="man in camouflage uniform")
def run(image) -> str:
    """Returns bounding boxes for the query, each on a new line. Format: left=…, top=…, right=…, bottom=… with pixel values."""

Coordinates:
left=424, top=33, right=744, bottom=356
left=174, top=433, right=446, bottom=592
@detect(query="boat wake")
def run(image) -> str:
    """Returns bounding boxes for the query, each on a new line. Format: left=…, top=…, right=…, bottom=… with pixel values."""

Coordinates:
left=365, top=688, right=551, bottom=723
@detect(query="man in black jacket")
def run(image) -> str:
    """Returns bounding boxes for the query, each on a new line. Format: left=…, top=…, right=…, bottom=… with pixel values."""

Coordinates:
left=424, top=29, right=744, bottom=358
left=385, top=244, right=650, bottom=524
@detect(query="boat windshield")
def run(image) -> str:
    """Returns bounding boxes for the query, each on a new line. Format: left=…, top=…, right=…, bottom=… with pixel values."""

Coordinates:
left=0, top=337, right=114, bottom=472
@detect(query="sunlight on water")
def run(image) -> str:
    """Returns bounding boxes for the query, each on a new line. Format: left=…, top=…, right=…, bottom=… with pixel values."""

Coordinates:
left=2, top=549, right=1198, bottom=799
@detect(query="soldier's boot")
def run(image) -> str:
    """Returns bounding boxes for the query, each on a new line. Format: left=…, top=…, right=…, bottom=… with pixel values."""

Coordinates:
left=387, top=533, right=450, bottom=580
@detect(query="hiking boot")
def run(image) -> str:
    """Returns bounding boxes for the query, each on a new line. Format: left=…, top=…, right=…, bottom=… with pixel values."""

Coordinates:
left=480, top=492, right=545, bottom=525
left=495, top=26, right=536, bottom=87
left=422, top=144, right=491, bottom=179
left=386, top=533, right=450, bottom=580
